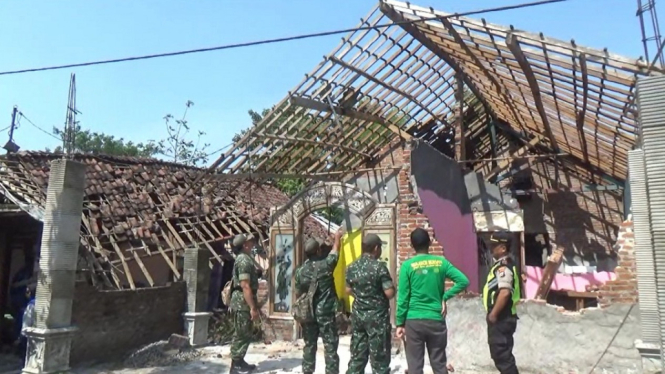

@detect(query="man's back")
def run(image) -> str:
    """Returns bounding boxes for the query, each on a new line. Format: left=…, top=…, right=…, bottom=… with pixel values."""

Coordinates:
left=346, top=255, right=392, bottom=317
left=295, top=252, right=339, bottom=316
left=397, top=254, right=469, bottom=324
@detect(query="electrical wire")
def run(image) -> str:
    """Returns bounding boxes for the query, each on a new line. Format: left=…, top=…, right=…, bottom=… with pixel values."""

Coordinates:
left=0, top=0, right=567, bottom=76
left=18, top=112, right=61, bottom=141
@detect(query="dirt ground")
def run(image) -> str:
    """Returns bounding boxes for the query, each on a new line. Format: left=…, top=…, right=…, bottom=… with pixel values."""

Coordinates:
left=68, top=337, right=504, bottom=374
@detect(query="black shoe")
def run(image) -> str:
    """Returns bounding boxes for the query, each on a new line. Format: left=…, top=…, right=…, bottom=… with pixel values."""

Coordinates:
left=241, top=359, right=257, bottom=371
left=230, top=359, right=256, bottom=374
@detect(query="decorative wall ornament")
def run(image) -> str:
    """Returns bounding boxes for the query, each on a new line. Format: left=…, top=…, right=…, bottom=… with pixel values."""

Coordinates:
left=365, top=206, right=394, bottom=226
left=270, top=182, right=378, bottom=227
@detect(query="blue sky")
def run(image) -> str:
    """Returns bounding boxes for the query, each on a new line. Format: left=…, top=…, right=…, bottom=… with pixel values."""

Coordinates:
left=0, top=0, right=652, bottom=163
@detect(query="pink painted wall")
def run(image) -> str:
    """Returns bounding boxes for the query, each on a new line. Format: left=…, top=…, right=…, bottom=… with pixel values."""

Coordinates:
left=418, top=189, right=479, bottom=291
left=524, top=265, right=616, bottom=299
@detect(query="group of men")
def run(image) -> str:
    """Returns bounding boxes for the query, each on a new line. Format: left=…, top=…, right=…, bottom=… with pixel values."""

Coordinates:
left=226, top=229, right=521, bottom=374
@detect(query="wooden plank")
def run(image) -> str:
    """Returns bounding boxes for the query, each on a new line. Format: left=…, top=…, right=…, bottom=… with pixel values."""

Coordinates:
left=131, top=250, right=155, bottom=287
left=485, top=135, right=542, bottom=180
left=149, top=234, right=181, bottom=279
left=506, top=33, right=559, bottom=151
left=100, top=225, right=136, bottom=290
left=575, top=53, right=591, bottom=166
left=289, top=96, right=413, bottom=140
left=455, top=72, right=465, bottom=161
left=81, top=216, right=121, bottom=288
left=328, top=56, right=443, bottom=123
left=534, top=246, right=564, bottom=300
left=252, top=133, right=372, bottom=158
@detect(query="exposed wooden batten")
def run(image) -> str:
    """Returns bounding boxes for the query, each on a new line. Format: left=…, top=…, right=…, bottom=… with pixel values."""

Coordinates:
left=506, top=33, right=559, bottom=151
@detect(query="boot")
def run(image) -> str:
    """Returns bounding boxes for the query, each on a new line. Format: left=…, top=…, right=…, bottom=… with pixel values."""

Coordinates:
left=230, top=359, right=256, bottom=374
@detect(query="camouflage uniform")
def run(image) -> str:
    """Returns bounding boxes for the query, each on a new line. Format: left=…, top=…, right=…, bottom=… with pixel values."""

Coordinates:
left=295, top=250, right=340, bottom=374
left=230, top=251, right=259, bottom=361
left=345, top=254, right=394, bottom=374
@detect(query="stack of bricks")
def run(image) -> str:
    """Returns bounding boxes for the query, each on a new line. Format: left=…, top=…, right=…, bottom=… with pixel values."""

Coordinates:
left=597, top=218, right=638, bottom=306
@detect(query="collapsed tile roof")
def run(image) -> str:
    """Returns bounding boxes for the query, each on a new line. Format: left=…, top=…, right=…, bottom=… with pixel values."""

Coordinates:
left=0, top=151, right=330, bottom=289
left=214, top=0, right=659, bottom=184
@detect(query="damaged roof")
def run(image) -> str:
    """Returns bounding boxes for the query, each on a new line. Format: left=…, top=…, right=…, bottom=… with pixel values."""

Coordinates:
left=215, top=0, right=657, bottom=183
left=0, top=151, right=330, bottom=289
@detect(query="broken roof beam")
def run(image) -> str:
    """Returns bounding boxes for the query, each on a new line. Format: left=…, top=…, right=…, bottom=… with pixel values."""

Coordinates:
left=253, top=133, right=372, bottom=158
left=379, top=3, right=498, bottom=124
left=327, top=56, right=444, bottom=126
left=289, top=96, right=412, bottom=140
left=506, top=33, right=559, bottom=151
left=575, top=52, right=591, bottom=166
left=485, top=134, right=543, bottom=181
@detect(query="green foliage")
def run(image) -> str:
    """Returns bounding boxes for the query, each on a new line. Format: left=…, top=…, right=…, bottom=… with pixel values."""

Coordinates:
left=51, top=126, right=159, bottom=157
left=51, top=101, right=210, bottom=167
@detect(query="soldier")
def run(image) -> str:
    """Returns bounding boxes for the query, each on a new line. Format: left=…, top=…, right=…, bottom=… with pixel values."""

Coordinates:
left=345, top=233, right=395, bottom=374
left=295, top=230, right=343, bottom=374
left=229, top=234, right=260, bottom=374
left=483, top=232, right=520, bottom=374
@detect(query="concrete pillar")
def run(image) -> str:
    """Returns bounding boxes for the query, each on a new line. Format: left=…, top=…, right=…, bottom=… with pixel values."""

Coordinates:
left=183, top=246, right=212, bottom=347
left=23, top=159, right=86, bottom=374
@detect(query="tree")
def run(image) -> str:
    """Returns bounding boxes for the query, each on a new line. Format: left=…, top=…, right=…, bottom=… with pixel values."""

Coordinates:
left=51, top=126, right=159, bottom=157
left=50, top=101, right=210, bottom=167
left=155, top=100, right=210, bottom=166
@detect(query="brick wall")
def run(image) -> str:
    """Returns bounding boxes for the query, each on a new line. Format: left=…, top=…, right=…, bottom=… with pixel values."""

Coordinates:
left=70, top=281, right=186, bottom=365
left=598, top=218, right=638, bottom=306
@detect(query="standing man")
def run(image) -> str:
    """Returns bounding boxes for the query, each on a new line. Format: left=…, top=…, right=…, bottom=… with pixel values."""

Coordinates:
left=295, top=230, right=343, bottom=374
left=345, top=234, right=395, bottom=374
left=229, top=234, right=260, bottom=374
left=483, top=232, right=520, bottom=374
left=395, top=228, right=469, bottom=374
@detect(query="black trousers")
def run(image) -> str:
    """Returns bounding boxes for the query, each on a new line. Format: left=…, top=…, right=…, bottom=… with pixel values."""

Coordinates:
left=405, top=319, right=448, bottom=374
left=487, top=316, right=519, bottom=374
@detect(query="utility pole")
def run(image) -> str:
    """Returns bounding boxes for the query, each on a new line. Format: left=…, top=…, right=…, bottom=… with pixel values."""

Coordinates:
left=3, top=106, right=20, bottom=153
left=63, top=73, right=79, bottom=156
left=637, top=0, right=665, bottom=67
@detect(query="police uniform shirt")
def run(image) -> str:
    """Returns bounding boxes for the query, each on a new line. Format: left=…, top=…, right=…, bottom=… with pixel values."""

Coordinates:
left=495, top=257, right=514, bottom=292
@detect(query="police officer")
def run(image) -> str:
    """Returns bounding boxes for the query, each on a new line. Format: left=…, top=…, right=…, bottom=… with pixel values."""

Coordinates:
left=294, top=230, right=343, bottom=374
left=482, top=232, right=521, bottom=374
left=345, top=233, right=395, bottom=374
left=230, top=234, right=260, bottom=374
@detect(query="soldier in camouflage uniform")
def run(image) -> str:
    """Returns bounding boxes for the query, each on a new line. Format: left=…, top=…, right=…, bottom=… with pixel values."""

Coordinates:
left=295, top=230, right=343, bottom=374
left=230, top=234, right=260, bottom=374
left=345, top=233, right=395, bottom=374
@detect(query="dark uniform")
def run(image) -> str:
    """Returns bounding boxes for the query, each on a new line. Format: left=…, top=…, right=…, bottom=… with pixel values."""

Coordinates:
left=230, top=250, right=259, bottom=363
left=482, top=254, right=521, bottom=374
left=295, top=240, right=340, bottom=374
left=345, top=253, right=394, bottom=374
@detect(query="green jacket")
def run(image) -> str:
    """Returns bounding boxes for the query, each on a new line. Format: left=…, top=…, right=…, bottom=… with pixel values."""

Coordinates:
left=396, top=253, right=469, bottom=326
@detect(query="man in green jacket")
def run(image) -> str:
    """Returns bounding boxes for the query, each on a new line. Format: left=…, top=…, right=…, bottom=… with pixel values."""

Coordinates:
left=395, top=228, right=470, bottom=374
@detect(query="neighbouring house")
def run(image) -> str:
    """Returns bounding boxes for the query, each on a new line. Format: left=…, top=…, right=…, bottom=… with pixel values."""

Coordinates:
left=0, top=151, right=331, bottom=361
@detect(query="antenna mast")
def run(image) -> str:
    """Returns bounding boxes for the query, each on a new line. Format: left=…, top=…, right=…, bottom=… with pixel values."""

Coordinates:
left=637, top=0, right=665, bottom=67
left=64, top=73, right=78, bottom=156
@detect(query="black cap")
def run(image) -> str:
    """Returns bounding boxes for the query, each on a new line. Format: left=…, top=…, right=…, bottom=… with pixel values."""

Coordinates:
left=362, top=233, right=386, bottom=248
left=410, top=228, right=431, bottom=248
left=490, top=231, right=512, bottom=245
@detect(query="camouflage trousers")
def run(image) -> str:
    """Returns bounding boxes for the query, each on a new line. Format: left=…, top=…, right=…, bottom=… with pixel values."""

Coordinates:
left=230, top=310, right=252, bottom=360
left=347, top=313, right=391, bottom=374
left=302, top=314, right=339, bottom=374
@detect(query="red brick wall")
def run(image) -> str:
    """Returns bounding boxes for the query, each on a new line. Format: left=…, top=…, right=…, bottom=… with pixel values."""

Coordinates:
left=598, top=218, right=638, bottom=306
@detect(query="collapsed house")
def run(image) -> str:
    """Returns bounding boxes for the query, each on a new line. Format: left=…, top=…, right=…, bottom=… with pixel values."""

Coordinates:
left=0, top=151, right=331, bottom=363
left=205, top=1, right=651, bottom=367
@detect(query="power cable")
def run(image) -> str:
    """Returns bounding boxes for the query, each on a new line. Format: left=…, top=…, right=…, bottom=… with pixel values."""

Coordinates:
left=18, top=112, right=61, bottom=141
left=0, top=0, right=567, bottom=76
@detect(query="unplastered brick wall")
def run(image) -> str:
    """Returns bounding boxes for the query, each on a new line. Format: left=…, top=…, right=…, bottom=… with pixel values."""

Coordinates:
left=70, top=281, right=186, bottom=365
left=258, top=280, right=294, bottom=341
left=598, top=218, right=638, bottom=306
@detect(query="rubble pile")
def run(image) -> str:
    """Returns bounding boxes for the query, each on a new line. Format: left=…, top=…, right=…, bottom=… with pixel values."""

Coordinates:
left=124, top=340, right=202, bottom=368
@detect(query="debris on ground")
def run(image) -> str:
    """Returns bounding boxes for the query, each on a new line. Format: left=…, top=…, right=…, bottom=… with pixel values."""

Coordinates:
left=123, top=340, right=202, bottom=368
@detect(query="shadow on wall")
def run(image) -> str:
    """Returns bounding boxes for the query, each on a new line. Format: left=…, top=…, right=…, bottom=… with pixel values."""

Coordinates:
left=410, top=141, right=478, bottom=291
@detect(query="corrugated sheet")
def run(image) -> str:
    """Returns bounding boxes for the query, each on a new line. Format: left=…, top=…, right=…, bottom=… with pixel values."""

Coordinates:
left=637, top=75, right=665, bottom=363
left=629, top=149, right=660, bottom=345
